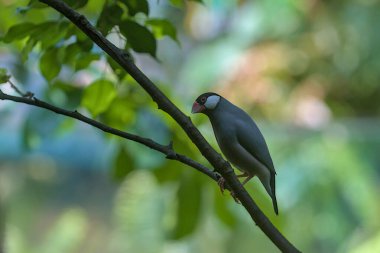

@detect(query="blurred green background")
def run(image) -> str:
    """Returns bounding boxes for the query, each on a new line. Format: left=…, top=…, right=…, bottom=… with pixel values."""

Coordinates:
left=0, top=0, right=380, bottom=252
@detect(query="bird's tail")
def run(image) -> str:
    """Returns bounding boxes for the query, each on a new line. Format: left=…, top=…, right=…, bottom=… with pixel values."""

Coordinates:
left=270, top=173, right=279, bottom=215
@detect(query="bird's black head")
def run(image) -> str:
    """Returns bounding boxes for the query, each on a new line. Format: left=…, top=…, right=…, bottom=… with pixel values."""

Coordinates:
left=191, top=92, right=221, bottom=114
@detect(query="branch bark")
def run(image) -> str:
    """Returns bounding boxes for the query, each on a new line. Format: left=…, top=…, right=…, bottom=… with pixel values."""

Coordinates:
left=31, top=1, right=301, bottom=252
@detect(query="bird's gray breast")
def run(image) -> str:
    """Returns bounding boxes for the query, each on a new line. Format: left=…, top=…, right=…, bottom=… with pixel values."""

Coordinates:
left=211, top=120, right=237, bottom=161
left=210, top=114, right=253, bottom=171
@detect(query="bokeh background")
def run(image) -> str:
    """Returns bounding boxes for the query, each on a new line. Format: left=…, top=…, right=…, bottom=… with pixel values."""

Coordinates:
left=1, top=0, right=380, bottom=252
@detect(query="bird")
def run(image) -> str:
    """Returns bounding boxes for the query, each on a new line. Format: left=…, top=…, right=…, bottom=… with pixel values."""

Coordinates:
left=191, top=92, right=278, bottom=215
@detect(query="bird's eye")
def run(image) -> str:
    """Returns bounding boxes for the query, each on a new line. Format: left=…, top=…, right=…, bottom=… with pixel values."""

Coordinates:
left=201, top=97, right=206, bottom=103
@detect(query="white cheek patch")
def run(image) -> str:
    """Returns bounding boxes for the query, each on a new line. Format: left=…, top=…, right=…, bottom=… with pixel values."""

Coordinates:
left=205, top=95, right=220, bottom=109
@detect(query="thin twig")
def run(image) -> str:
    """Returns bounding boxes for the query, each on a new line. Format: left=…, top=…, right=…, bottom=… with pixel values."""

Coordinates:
left=8, top=80, right=28, bottom=97
left=0, top=88, right=219, bottom=181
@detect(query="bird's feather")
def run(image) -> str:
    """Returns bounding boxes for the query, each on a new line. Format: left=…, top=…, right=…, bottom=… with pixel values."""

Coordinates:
left=235, top=118, right=276, bottom=175
left=234, top=115, right=278, bottom=214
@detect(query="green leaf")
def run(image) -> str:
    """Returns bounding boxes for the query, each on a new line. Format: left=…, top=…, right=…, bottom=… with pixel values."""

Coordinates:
left=39, top=47, right=62, bottom=81
left=169, top=0, right=184, bottom=8
left=77, top=37, right=93, bottom=52
left=62, top=45, right=99, bottom=71
left=2, top=22, right=36, bottom=43
left=172, top=173, right=202, bottom=239
left=120, top=20, right=156, bottom=57
left=5, top=21, right=68, bottom=62
left=62, top=43, right=82, bottom=65
left=112, top=146, right=135, bottom=181
left=81, top=79, right=117, bottom=117
left=21, top=37, right=38, bottom=62
left=74, top=53, right=100, bottom=71
left=97, top=4, right=123, bottom=35
left=31, top=21, right=68, bottom=49
left=0, top=68, right=11, bottom=84
left=118, top=0, right=149, bottom=16
left=146, top=19, right=178, bottom=42
left=102, top=97, right=135, bottom=128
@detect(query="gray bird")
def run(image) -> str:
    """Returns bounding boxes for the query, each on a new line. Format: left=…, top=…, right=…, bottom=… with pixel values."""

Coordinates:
left=191, top=92, right=278, bottom=215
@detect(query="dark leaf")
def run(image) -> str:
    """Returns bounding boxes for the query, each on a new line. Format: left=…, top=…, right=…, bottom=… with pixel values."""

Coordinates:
left=63, top=0, right=88, bottom=9
left=96, top=4, right=123, bottom=35
left=77, top=37, right=93, bottom=52
left=120, top=20, right=156, bottom=57
left=118, top=0, right=149, bottom=16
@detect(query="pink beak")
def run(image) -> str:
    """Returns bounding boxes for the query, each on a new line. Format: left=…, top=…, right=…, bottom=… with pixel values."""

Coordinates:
left=191, top=101, right=205, bottom=113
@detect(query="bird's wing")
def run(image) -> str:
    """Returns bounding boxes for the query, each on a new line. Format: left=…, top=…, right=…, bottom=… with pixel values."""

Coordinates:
left=235, top=116, right=278, bottom=214
left=235, top=119, right=276, bottom=175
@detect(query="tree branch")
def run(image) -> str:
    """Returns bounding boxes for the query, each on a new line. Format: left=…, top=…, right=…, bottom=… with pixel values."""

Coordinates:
left=0, top=89, right=218, bottom=181
left=35, top=1, right=300, bottom=252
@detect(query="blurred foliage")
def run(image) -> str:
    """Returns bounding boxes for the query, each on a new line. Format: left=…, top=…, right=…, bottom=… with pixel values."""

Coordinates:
left=0, top=0, right=380, bottom=253
left=0, top=68, right=11, bottom=84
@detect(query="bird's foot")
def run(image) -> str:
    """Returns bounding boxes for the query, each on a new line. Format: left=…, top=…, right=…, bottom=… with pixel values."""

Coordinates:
left=217, top=177, right=226, bottom=194
left=217, top=177, right=241, bottom=203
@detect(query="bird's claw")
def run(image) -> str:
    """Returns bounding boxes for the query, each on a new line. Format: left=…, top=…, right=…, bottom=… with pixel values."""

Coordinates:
left=217, top=177, right=241, bottom=204
left=217, top=177, right=226, bottom=194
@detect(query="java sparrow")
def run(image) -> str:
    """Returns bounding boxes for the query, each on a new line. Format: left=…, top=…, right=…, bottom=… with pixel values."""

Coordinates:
left=191, top=92, right=278, bottom=215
